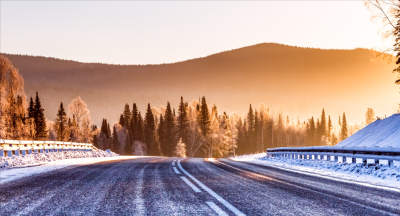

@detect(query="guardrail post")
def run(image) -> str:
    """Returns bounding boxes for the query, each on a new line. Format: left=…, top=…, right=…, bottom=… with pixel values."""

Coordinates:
left=356, top=158, right=366, bottom=164
left=330, top=155, right=337, bottom=162
left=7, top=150, right=12, bottom=157
left=379, top=159, right=391, bottom=166
left=0, top=150, right=4, bottom=157
left=15, top=150, right=20, bottom=156
left=323, top=155, right=328, bottom=161
left=45, top=149, right=49, bottom=153
left=312, top=155, right=315, bottom=160
left=346, top=157, right=355, bottom=163
left=367, top=158, right=378, bottom=164
left=338, top=156, right=343, bottom=163
left=40, top=149, right=44, bottom=153
left=28, top=149, right=32, bottom=154
left=34, top=149, right=38, bottom=153
left=22, top=150, right=26, bottom=156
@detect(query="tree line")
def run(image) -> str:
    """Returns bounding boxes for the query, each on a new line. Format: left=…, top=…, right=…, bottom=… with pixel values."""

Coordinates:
left=1, top=55, right=376, bottom=157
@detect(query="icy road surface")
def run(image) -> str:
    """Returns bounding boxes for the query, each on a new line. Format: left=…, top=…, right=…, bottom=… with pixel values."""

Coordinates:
left=0, top=157, right=399, bottom=215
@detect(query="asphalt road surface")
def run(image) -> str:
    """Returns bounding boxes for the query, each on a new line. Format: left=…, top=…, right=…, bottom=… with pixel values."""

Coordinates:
left=1, top=157, right=399, bottom=216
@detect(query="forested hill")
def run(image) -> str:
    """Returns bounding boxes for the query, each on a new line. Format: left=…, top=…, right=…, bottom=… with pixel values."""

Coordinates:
left=2, top=43, right=398, bottom=125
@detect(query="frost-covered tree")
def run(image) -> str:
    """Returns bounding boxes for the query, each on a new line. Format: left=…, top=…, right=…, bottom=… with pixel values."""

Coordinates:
left=340, top=112, right=348, bottom=141
left=174, top=138, right=186, bottom=157
left=365, top=108, right=375, bottom=125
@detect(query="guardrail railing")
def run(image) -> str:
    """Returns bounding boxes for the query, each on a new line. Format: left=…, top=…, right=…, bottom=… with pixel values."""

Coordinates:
left=0, top=139, right=96, bottom=157
left=266, top=146, right=400, bottom=166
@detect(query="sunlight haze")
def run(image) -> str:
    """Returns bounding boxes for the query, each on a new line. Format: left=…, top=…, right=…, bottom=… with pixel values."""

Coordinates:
left=0, top=1, right=393, bottom=64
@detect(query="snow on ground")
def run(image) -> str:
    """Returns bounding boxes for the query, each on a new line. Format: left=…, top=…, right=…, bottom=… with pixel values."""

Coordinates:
left=0, top=155, right=145, bottom=185
left=233, top=153, right=400, bottom=190
left=0, top=149, right=119, bottom=169
left=336, top=114, right=400, bottom=148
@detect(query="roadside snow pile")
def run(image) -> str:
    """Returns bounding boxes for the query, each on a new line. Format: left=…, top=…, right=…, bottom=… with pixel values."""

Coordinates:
left=0, top=150, right=119, bottom=169
left=234, top=153, right=400, bottom=188
left=336, top=114, right=400, bottom=148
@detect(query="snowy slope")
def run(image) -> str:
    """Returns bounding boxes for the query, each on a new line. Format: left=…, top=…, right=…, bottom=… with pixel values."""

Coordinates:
left=336, top=114, right=400, bottom=148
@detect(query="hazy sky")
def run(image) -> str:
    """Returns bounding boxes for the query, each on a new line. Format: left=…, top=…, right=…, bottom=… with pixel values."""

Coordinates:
left=0, top=1, right=392, bottom=65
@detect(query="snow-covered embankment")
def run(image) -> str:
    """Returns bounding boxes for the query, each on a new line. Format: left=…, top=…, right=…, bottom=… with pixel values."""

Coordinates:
left=233, top=153, right=400, bottom=189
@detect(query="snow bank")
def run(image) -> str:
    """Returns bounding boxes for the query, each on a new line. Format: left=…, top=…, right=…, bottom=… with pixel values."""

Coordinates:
left=234, top=153, right=400, bottom=189
left=336, top=114, right=400, bottom=148
left=0, top=150, right=119, bottom=169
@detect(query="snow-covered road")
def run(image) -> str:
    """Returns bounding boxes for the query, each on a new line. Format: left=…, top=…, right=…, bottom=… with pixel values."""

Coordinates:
left=0, top=157, right=399, bottom=215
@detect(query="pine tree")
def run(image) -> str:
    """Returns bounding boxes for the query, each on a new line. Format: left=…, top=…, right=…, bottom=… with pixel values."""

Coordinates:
left=112, top=125, right=120, bottom=153
left=198, top=97, right=211, bottom=137
left=55, top=102, right=68, bottom=141
left=124, top=132, right=132, bottom=155
left=144, top=103, right=155, bottom=154
left=254, top=109, right=259, bottom=152
left=308, top=117, right=315, bottom=146
left=107, top=123, right=111, bottom=138
left=158, top=114, right=166, bottom=156
left=28, top=96, right=35, bottom=119
left=137, top=112, right=145, bottom=142
left=327, top=115, right=332, bottom=140
left=164, top=102, right=176, bottom=156
left=149, top=130, right=162, bottom=156
left=34, top=92, right=46, bottom=139
left=177, top=96, right=189, bottom=146
left=236, top=117, right=244, bottom=155
left=131, top=103, right=139, bottom=140
left=316, top=118, right=321, bottom=144
left=340, top=112, right=348, bottom=141
left=320, top=109, right=326, bottom=137
left=123, top=103, right=131, bottom=128
left=119, top=114, right=124, bottom=127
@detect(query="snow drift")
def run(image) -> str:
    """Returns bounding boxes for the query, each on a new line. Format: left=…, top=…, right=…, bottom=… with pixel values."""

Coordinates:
left=0, top=150, right=119, bottom=169
left=336, top=114, right=400, bottom=148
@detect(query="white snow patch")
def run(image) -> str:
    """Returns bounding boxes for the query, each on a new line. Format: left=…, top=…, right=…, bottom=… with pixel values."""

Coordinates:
left=0, top=156, right=145, bottom=185
left=336, top=114, right=400, bottom=148
left=0, top=149, right=119, bottom=169
left=233, top=153, right=400, bottom=190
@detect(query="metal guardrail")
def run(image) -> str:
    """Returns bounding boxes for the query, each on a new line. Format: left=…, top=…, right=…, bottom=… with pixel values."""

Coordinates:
left=266, top=146, right=400, bottom=165
left=0, top=139, right=95, bottom=157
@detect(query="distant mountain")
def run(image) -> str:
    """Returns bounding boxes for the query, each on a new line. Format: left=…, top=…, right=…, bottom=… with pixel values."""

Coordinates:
left=3, top=43, right=398, bottom=125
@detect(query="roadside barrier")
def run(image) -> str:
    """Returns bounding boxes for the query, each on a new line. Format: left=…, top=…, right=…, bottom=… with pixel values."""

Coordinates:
left=266, top=146, right=400, bottom=166
left=0, top=139, right=96, bottom=157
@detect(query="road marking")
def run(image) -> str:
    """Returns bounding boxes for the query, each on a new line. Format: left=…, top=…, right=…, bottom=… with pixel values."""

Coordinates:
left=206, top=201, right=228, bottom=216
left=178, top=160, right=246, bottom=216
left=173, top=167, right=181, bottom=174
left=214, top=160, right=399, bottom=216
left=172, top=161, right=175, bottom=166
left=180, top=176, right=202, bottom=192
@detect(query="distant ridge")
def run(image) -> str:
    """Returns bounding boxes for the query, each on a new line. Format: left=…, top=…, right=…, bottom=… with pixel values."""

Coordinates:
left=2, top=43, right=398, bottom=126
